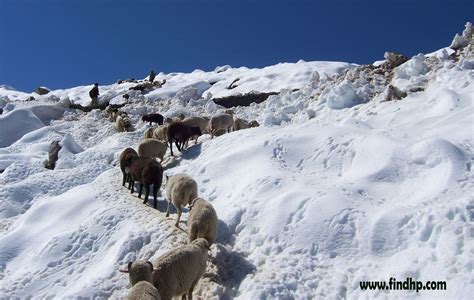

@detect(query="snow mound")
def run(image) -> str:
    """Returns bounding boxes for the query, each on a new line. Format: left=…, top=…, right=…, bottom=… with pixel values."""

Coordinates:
left=320, top=80, right=365, bottom=109
left=0, top=109, right=45, bottom=148
left=394, top=54, right=428, bottom=79
left=61, top=133, right=84, bottom=154
left=29, top=105, right=65, bottom=125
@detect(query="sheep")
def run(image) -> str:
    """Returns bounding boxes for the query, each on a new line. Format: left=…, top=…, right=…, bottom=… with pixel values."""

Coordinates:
left=115, top=111, right=133, bottom=132
left=181, top=116, right=209, bottom=145
left=142, top=113, right=164, bottom=126
left=120, top=261, right=161, bottom=300
left=105, top=105, right=118, bottom=122
left=138, top=139, right=168, bottom=162
left=209, top=113, right=233, bottom=138
left=116, top=116, right=127, bottom=132
left=167, top=122, right=202, bottom=156
left=213, top=128, right=227, bottom=137
left=188, top=198, right=218, bottom=245
left=124, top=156, right=163, bottom=209
left=164, top=116, right=183, bottom=124
left=233, top=118, right=250, bottom=131
left=152, top=125, right=168, bottom=142
left=119, top=147, right=139, bottom=187
left=176, top=113, right=185, bottom=120
left=165, top=174, right=198, bottom=227
left=144, top=127, right=155, bottom=139
left=152, top=238, right=209, bottom=300
left=249, top=120, right=260, bottom=128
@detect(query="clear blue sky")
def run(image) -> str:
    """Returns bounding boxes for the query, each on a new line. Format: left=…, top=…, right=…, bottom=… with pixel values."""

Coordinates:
left=0, top=0, right=472, bottom=92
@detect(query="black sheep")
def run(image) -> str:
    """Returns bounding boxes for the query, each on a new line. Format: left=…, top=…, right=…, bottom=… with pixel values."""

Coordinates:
left=141, top=113, right=164, bottom=125
left=167, top=122, right=202, bottom=156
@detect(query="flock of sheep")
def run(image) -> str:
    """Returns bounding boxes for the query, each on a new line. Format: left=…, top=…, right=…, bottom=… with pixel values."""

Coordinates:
left=105, top=106, right=258, bottom=299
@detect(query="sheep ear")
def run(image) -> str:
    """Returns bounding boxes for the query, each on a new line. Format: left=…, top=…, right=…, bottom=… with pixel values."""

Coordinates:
left=146, top=261, right=154, bottom=272
left=119, top=269, right=129, bottom=273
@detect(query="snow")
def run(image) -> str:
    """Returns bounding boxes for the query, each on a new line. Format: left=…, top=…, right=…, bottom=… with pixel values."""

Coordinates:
left=394, top=53, right=428, bottom=79
left=0, top=43, right=473, bottom=299
left=0, top=109, right=45, bottom=148
left=320, top=80, right=365, bottom=109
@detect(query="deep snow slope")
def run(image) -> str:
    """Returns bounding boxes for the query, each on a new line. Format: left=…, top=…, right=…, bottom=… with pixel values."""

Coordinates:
left=0, top=45, right=473, bottom=299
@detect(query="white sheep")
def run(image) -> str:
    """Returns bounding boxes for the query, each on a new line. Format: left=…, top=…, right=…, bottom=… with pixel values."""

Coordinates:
left=144, top=127, right=155, bottom=139
left=181, top=116, right=210, bottom=145
left=152, top=238, right=209, bottom=300
left=188, top=198, right=218, bottom=245
left=209, top=113, right=233, bottom=138
left=116, top=115, right=126, bottom=132
left=138, top=138, right=168, bottom=162
left=165, top=174, right=198, bottom=227
left=120, top=260, right=161, bottom=300
left=152, top=125, right=169, bottom=142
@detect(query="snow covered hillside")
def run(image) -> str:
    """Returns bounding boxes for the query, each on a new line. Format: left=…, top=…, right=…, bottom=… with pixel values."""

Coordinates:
left=0, top=26, right=473, bottom=299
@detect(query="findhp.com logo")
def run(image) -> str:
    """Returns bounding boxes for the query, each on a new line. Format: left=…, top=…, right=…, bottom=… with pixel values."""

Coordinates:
left=360, top=277, right=447, bottom=292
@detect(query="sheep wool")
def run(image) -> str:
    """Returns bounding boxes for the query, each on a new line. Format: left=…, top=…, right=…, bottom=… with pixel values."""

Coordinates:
left=209, top=113, right=233, bottom=138
left=138, top=139, right=168, bottom=162
left=188, top=198, right=218, bottom=245
left=165, top=174, right=198, bottom=227
left=152, top=238, right=209, bottom=300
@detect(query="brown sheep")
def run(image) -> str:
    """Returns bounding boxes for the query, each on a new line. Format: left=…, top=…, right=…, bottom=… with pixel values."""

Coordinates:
left=181, top=116, right=209, bottom=145
left=209, top=113, right=233, bottom=138
left=249, top=120, right=260, bottom=127
left=119, top=148, right=139, bottom=187
left=124, top=156, right=163, bottom=209
left=233, top=118, right=250, bottom=131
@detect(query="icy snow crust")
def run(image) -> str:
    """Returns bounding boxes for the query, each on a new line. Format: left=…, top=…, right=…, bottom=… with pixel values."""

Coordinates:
left=0, top=57, right=473, bottom=299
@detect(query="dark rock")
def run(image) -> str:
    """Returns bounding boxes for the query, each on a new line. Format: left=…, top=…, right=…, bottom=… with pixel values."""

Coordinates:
left=36, top=87, right=51, bottom=95
left=227, top=78, right=240, bottom=90
left=212, top=91, right=278, bottom=108
left=44, top=141, right=62, bottom=170
left=384, top=52, right=409, bottom=68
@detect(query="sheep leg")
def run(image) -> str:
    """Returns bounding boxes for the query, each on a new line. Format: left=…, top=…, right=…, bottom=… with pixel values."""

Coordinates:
left=194, top=136, right=198, bottom=145
left=138, top=183, right=143, bottom=198
left=189, top=224, right=197, bottom=242
left=166, top=200, right=171, bottom=217
left=175, top=141, right=181, bottom=151
left=187, top=280, right=198, bottom=300
left=169, top=141, right=174, bottom=156
left=130, top=178, right=135, bottom=194
left=122, top=173, right=126, bottom=186
left=153, top=184, right=159, bottom=209
left=143, top=185, right=150, bottom=205
left=175, top=206, right=181, bottom=227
